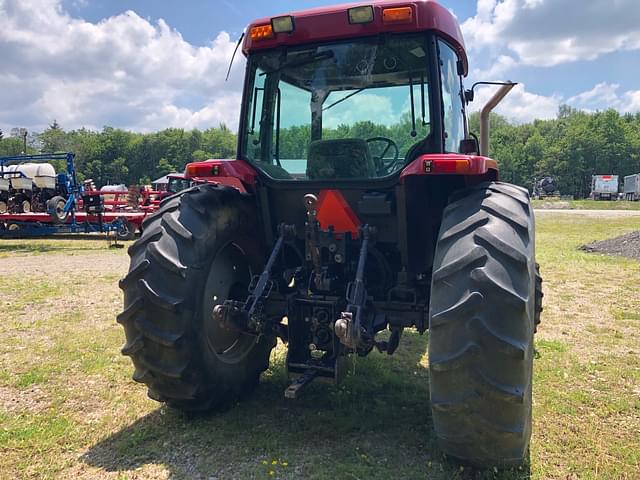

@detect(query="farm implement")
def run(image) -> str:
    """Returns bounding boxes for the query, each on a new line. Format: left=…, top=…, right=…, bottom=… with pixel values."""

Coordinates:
left=0, top=153, right=147, bottom=239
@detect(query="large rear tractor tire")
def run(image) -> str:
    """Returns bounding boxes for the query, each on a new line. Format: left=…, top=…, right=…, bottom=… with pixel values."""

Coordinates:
left=428, top=181, right=539, bottom=468
left=118, top=184, right=276, bottom=411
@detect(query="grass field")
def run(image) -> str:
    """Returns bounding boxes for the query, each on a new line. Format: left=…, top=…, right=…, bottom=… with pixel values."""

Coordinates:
left=1, top=214, right=639, bottom=479
left=532, top=199, right=640, bottom=210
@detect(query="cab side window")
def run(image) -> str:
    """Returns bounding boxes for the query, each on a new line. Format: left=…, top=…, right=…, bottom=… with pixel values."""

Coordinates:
left=438, top=40, right=466, bottom=153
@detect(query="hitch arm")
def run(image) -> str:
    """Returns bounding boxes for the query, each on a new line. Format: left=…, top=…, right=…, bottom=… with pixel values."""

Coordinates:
left=246, top=231, right=284, bottom=318
left=335, top=225, right=373, bottom=349
left=213, top=224, right=294, bottom=333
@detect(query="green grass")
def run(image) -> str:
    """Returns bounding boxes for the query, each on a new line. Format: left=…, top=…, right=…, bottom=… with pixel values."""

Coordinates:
left=0, top=236, right=133, bottom=257
left=0, top=217, right=639, bottom=479
left=532, top=198, right=640, bottom=210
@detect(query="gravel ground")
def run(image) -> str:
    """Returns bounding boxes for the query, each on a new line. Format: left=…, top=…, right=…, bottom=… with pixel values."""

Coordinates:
left=580, top=230, right=640, bottom=261
left=0, top=250, right=128, bottom=275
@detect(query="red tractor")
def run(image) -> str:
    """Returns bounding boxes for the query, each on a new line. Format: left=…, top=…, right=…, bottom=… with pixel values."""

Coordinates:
left=118, top=0, right=543, bottom=467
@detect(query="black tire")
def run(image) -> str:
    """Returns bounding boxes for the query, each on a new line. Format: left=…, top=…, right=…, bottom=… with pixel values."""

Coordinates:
left=117, top=184, right=275, bottom=411
left=21, top=199, right=31, bottom=213
left=47, top=196, right=68, bottom=223
left=428, top=181, right=538, bottom=467
left=116, top=219, right=136, bottom=241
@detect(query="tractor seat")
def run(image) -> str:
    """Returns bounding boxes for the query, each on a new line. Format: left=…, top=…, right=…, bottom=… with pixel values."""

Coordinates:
left=258, top=162, right=293, bottom=179
left=306, top=139, right=376, bottom=180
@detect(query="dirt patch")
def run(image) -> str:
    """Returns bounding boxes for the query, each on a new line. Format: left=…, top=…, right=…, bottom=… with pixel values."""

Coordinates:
left=580, top=231, right=640, bottom=261
left=0, top=251, right=129, bottom=275
left=0, top=384, right=52, bottom=413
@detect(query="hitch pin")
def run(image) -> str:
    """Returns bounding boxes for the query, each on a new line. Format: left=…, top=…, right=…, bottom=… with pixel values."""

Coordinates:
left=284, top=369, right=318, bottom=399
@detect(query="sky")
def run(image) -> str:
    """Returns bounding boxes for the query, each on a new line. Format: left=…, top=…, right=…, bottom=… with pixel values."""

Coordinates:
left=0, top=0, right=639, bottom=134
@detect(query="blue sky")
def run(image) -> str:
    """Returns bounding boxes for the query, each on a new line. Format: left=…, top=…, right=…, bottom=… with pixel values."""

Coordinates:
left=1, top=0, right=639, bottom=133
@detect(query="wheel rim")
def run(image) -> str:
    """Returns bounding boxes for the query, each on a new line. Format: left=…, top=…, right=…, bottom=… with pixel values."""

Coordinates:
left=202, top=242, right=256, bottom=364
left=22, top=200, right=31, bottom=213
left=118, top=221, right=130, bottom=238
left=56, top=200, right=65, bottom=218
left=0, top=201, right=7, bottom=214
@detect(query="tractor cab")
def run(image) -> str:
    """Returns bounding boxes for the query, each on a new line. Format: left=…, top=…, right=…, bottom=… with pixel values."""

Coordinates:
left=166, top=174, right=192, bottom=194
left=240, top=3, right=467, bottom=182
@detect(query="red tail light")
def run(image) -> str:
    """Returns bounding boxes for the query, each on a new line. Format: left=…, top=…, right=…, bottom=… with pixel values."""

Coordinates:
left=424, top=158, right=472, bottom=174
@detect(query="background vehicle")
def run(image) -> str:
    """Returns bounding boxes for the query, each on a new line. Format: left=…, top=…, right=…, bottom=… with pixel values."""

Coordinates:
left=533, top=176, right=560, bottom=199
left=591, top=175, right=619, bottom=200
left=118, top=1, right=542, bottom=468
left=623, top=174, right=640, bottom=201
left=166, top=174, right=191, bottom=193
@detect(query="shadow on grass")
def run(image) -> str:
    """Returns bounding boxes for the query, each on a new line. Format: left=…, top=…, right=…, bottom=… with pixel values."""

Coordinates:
left=82, top=331, right=531, bottom=480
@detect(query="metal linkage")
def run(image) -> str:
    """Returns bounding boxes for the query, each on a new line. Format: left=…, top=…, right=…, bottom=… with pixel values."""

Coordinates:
left=335, top=225, right=374, bottom=350
left=212, top=223, right=295, bottom=334
left=303, top=194, right=325, bottom=291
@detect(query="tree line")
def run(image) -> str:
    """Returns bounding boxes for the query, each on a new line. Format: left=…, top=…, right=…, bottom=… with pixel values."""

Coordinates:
left=469, top=107, right=640, bottom=197
left=1, top=105, right=639, bottom=197
left=0, top=122, right=236, bottom=187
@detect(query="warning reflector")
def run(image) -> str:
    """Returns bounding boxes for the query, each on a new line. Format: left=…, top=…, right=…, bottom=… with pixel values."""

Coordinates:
left=316, top=190, right=361, bottom=237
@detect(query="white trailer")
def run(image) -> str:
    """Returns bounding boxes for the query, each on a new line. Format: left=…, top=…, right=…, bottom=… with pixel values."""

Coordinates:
left=624, top=174, right=640, bottom=201
left=591, top=175, right=619, bottom=200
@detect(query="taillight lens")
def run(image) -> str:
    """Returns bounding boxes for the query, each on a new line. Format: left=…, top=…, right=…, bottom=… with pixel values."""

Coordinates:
left=250, top=24, right=274, bottom=41
left=424, top=158, right=472, bottom=174
left=382, top=7, right=413, bottom=24
left=186, top=163, right=221, bottom=178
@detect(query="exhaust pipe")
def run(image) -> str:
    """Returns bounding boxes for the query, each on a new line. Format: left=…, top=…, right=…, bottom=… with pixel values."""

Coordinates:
left=480, top=82, right=516, bottom=157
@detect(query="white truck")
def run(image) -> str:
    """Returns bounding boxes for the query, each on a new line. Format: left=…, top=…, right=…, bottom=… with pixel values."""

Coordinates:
left=591, top=175, right=619, bottom=200
left=623, top=174, right=640, bottom=201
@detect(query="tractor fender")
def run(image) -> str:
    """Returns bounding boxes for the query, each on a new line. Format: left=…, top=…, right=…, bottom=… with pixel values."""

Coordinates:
left=400, top=154, right=499, bottom=182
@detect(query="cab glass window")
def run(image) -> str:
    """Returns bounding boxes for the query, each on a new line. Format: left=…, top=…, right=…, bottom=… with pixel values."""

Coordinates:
left=438, top=40, right=466, bottom=153
left=241, top=34, right=432, bottom=180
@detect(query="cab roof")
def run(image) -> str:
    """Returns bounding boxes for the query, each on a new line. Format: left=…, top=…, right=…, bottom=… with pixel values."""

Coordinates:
left=243, top=0, right=468, bottom=76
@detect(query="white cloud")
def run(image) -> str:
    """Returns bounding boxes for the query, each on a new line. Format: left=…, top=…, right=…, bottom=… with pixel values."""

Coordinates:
left=469, top=83, right=561, bottom=123
left=568, top=83, right=640, bottom=113
left=471, top=55, right=518, bottom=79
left=0, top=0, right=244, bottom=133
left=468, top=82, right=640, bottom=124
left=462, top=0, right=640, bottom=67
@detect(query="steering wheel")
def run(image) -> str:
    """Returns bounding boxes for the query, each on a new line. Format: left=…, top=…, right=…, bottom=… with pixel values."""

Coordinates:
left=366, top=137, right=400, bottom=175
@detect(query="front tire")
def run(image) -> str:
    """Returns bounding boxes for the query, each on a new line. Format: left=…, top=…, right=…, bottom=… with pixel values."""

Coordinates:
left=118, top=184, right=275, bottom=411
left=428, top=181, right=538, bottom=467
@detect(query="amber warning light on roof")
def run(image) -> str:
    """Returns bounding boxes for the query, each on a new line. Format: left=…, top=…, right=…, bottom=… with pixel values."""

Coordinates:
left=250, top=24, right=274, bottom=41
left=382, top=6, right=413, bottom=24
